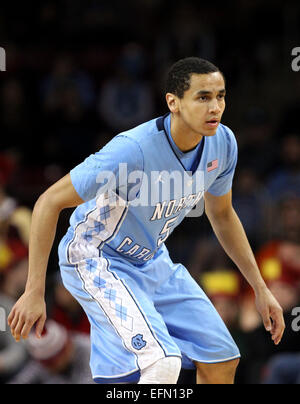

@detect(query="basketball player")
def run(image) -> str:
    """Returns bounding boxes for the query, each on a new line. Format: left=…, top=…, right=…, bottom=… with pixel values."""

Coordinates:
left=8, top=58, right=285, bottom=384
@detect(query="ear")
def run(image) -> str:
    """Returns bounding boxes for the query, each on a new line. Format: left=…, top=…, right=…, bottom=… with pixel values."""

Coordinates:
left=166, top=93, right=179, bottom=113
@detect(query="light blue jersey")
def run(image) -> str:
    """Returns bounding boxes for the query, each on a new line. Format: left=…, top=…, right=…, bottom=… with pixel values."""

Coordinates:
left=58, top=114, right=240, bottom=383
left=67, top=113, right=237, bottom=266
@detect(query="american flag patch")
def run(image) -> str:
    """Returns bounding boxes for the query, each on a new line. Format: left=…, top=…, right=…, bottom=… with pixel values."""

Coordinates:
left=207, top=159, right=218, bottom=172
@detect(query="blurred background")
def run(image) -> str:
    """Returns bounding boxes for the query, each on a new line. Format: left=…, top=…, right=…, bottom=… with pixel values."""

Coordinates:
left=0, top=0, right=300, bottom=384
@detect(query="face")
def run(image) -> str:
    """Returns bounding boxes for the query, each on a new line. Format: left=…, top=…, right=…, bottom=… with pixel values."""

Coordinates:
left=167, top=72, right=226, bottom=137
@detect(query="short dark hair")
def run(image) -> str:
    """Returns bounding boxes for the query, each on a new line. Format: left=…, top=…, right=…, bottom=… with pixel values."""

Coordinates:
left=165, top=57, right=223, bottom=98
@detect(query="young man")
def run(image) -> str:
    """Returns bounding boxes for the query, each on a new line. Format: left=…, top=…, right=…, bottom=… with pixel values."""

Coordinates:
left=8, top=57, right=285, bottom=384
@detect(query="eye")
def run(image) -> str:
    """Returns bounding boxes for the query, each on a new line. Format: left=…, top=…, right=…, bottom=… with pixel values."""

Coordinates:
left=218, top=94, right=225, bottom=100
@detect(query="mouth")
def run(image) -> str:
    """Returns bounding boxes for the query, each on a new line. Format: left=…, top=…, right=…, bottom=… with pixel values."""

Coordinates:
left=205, top=118, right=220, bottom=128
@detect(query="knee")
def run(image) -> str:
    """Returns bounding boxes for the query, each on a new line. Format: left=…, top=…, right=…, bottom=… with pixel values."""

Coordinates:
left=195, top=358, right=240, bottom=384
left=224, top=358, right=240, bottom=372
left=138, top=356, right=182, bottom=384
left=228, top=358, right=240, bottom=375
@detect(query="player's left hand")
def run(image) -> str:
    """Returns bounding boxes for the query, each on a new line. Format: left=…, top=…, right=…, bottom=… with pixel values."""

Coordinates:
left=254, top=287, right=285, bottom=345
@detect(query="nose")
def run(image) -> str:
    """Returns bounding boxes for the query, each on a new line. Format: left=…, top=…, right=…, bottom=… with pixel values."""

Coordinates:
left=208, top=98, right=222, bottom=114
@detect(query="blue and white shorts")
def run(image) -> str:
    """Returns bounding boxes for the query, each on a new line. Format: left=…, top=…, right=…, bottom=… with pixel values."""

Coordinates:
left=58, top=236, right=240, bottom=384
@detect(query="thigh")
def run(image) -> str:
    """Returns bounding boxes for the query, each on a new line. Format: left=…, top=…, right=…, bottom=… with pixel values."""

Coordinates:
left=153, top=262, right=241, bottom=368
left=60, top=253, right=181, bottom=383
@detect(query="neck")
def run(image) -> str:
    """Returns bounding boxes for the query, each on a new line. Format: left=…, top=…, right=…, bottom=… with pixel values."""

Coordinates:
left=170, top=113, right=203, bottom=152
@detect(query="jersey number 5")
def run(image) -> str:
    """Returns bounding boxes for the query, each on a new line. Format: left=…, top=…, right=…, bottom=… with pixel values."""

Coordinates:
left=157, top=216, right=179, bottom=247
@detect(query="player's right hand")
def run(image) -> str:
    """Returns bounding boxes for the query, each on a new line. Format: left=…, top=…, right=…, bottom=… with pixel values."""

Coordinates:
left=7, top=291, right=46, bottom=342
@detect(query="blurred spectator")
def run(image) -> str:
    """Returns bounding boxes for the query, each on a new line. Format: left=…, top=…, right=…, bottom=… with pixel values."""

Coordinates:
left=153, top=2, right=216, bottom=109
left=188, top=238, right=235, bottom=280
left=263, top=196, right=300, bottom=251
left=41, top=55, right=96, bottom=111
left=256, top=220, right=300, bottom=289
left=0, top=154, right=31, bottom=299
left=200, top=270, right=242, bottom=329
left=237, top=281, right=300, bottom=383
left=0, top=152, right=32, bottom=245
left=154, top=2, right=216, bottom=67
left=232, top=167, right=272, bottom=249
left=238, top=196, right=300, bottom=333
left=0, top=293, right=28, bottom=383
left=1, top=259, right=28, bottom=301
left=41, top=84, right=98, bottom=167
left=98, top=43, right=155, bottom=132
left=262, top=353, right=300, bottom=384
left=40, top=55, right=98, bottom=166
left=8, top=320, right=94, bottom=384
left=266, top=134, right=300, bottom=202
left=0, top=191, right=29, bottom=297
left=236, top=196, right=300, bottom=383
left=237, top=106, right=276, bottom=179
left=50, top=272, right=90, bottom=335
left=0, top=153, right=17, bottom=186
left=0, top=79, right=31, bottom=153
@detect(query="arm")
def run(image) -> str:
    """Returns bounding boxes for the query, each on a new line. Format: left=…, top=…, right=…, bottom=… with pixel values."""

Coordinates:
left=8, top=174, right=84, bottom=342
left=204, top=190, right=285, bottom=345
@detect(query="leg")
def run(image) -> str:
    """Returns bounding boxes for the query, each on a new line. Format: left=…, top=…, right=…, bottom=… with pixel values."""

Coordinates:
left=59, top=254, right=182, bottom=383
left=153, top=260, right=241, bottom=373
left=195, top=358, right=240, bottom=384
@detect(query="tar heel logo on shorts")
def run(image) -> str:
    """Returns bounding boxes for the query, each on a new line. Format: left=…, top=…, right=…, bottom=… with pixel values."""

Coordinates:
left=132, top=334, right=147, bottom=350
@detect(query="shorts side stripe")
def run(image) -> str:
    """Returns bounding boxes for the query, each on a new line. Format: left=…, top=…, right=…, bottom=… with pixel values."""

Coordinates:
left=104, top=256, right=169, bottom=358
left=75, top=256, right=167, bottom=371
left=74, top=261, right=139, bottom=370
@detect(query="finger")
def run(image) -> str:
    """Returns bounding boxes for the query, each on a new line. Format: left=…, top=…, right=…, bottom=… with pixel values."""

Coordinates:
left=7, top=307, right=16, bottom=326
left=277, top=327, right=285, bottom=345
left=13, top=316, right=25, bottom=342
left=272, top=328, right=283, bottom=345
left=270, top=309, right=285, bottom=345
left=273, top=322, right=285, bottom=345
left=20, top=317, right=36, bottom=340
left=9, top=312, right=20, bottom=336
left=35, top=314, right=46, bottom=339
left=261, top=309, right=272, bottom=332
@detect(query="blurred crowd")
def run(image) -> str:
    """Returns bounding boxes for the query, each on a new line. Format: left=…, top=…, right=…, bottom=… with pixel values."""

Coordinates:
left=1, top=0, right=300, bottom=384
